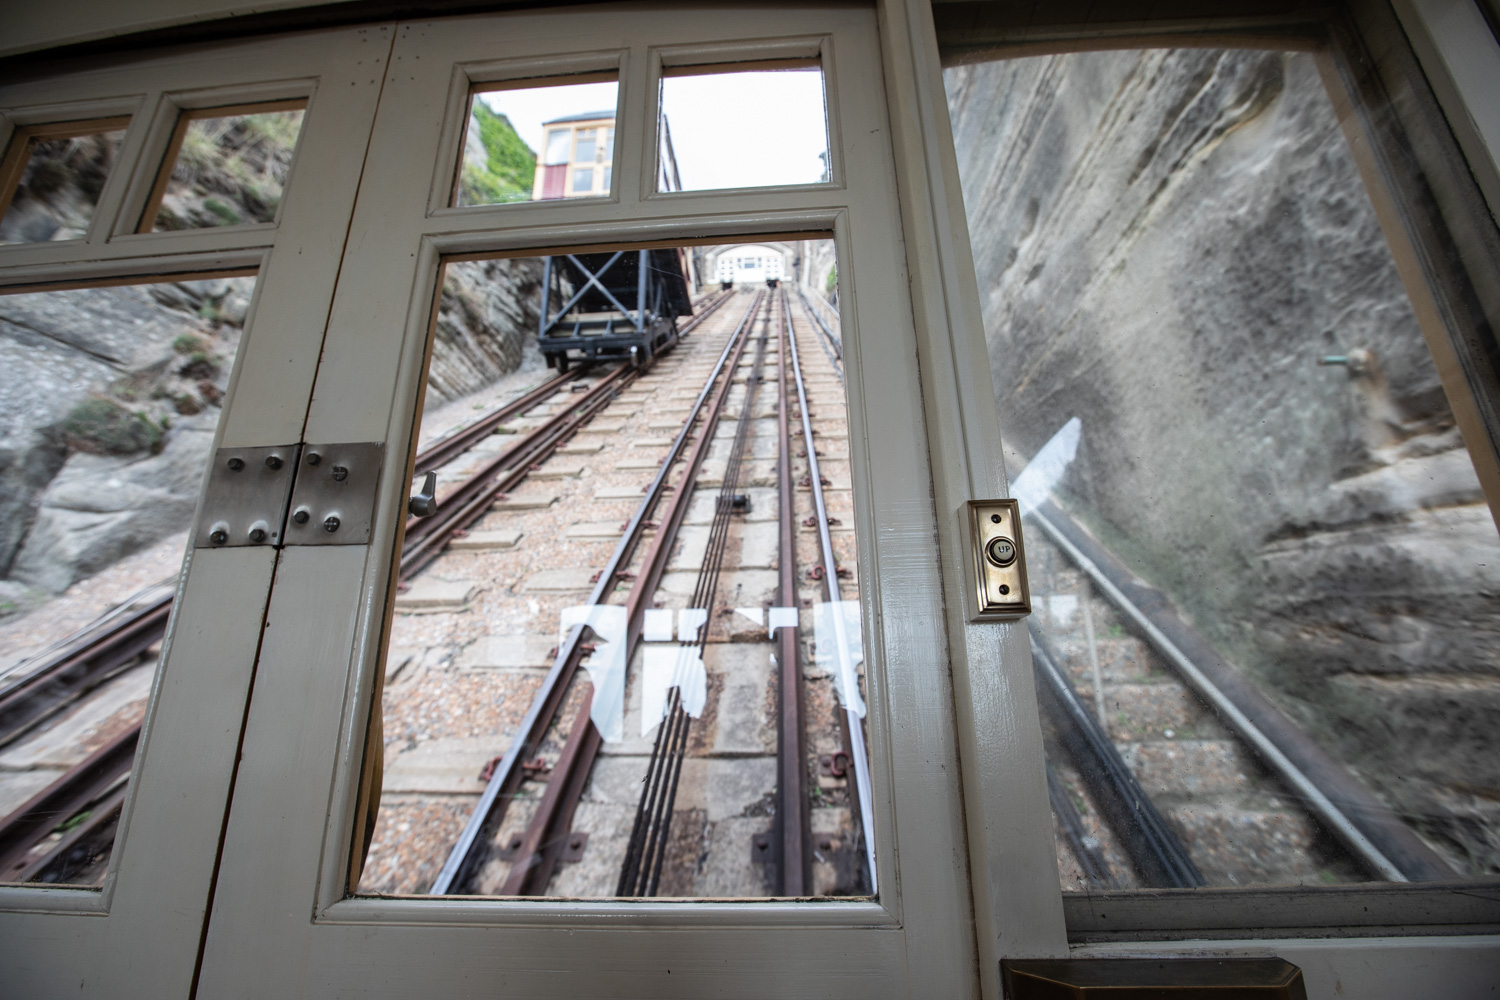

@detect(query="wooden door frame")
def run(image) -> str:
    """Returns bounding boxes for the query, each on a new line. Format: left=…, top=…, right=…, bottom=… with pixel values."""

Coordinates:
left=0, top=25, right=391, bottom=997
left=190, top=5, right=1004, bottom=997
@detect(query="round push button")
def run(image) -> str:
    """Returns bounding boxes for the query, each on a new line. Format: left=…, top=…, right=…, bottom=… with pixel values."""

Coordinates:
left=986, top=535, right=1017, bottom=567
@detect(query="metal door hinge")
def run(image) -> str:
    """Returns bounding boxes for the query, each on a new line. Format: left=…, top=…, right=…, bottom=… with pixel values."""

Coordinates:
left=196, top=441, right=385, bottom=549
left=964, top=499, right=1031, bottom=621
left=284, top=442, right=385, bottom=546
left=196, top=445, right=300, bottom=549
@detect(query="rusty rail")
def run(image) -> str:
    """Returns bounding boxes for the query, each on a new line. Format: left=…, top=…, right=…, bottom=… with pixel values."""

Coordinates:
left=776, top=292, right=809, bottom=896
left=429, top=291, right=763, bottom=895
left=1030, top=499, right=1454, bottom=882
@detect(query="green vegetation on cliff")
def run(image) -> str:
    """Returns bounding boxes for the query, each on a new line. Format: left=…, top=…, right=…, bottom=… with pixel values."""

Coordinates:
left=460, top=103, right=537, bottom=205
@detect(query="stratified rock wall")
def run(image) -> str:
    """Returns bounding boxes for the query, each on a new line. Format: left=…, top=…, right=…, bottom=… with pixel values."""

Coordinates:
left=948, top=49, right=1500, bottom=872
left=427, top=258, right=542, bottom=404
left=0, top=283, right=241, bottom=587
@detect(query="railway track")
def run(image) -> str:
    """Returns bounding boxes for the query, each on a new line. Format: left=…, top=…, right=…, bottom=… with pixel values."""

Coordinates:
left=6, top=275, right=1458, bottom=898
left=1025, top=501, right=1455, bottom=889
left=419, top=287, right=872, bottom=897
left=0, top=290, right=734, bottom=886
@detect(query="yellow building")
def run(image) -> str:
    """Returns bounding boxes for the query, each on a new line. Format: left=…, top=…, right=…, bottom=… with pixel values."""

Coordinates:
left=531, top=112, right=613, bottom=200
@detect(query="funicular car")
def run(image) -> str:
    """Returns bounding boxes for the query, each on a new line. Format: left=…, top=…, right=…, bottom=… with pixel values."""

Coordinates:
left=538, top=248, right=693, bottom=371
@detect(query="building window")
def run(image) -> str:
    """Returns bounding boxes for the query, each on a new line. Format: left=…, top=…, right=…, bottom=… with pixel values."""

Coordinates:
left=572, top=167, right=594, bottom=193
left=544, top=129, right=570, bottom=166
left=575, top=129, right=596, bottom=163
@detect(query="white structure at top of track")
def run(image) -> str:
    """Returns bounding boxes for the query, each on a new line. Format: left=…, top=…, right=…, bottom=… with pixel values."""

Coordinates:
left=713, top=244, right=787, bottom=286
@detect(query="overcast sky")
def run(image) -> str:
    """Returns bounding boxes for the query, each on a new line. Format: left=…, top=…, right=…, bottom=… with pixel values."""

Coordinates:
left=476, top=69, right=828, bottom=192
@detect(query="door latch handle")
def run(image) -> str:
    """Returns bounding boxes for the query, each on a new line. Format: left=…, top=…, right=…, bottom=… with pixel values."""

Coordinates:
left=408, top=471, right=438, bottom=518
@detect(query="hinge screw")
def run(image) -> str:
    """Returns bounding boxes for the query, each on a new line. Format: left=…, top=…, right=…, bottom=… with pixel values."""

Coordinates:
left=265, top=455, right=283, bottom=470
left=249, top=526, right=267, bottom=543
left=990, top=513, right=1001, bottom=524
left=292, top=507, right=311, bottom=525
left=331, top=465, right=349, bottom=482
left=210, top=528, right=228, bottom=544
left=306, top=452, right=322, bottom=466
left=323, top=515, right=341, bottom=533
left=226, top=457, right=245, bottom=471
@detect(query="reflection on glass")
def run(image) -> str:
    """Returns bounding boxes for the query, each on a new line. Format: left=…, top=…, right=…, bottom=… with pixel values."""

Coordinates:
left=0, top=273, right=257, bottom=885
left=946, top=47, right=1500, bottom=888
left=657, top=62, right=830, bottom=192
left=353, top=239, right=871, bottom=899
left=457, top=78, right=619, bottom=206
left=0, top=120, right=129, bottom=244
left=148, top=104, right=305, bottom=231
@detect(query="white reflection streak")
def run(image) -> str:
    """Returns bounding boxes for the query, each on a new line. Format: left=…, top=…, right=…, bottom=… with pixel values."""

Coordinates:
left=1011, top=416, right=1081, bottom=512
left=558, top=604, right=628, bottom=743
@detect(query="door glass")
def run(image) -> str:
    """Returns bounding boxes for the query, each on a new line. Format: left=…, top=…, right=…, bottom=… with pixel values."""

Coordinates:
left=144, top=102, right=306, bottom=231
left=0, top=119, right=130, bottom=244
left=657, top=61, right=830, bottom=192
left=456, top=76, right=618, bottom=206
left=353, top=239, right=873, bottom=899
left=0, top=272, right=258, bottom=885
left=946, top=47, right=1500, bottom=890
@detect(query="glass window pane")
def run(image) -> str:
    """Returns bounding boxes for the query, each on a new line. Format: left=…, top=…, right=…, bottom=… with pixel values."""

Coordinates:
left=657, top=62, right=829, bottom=192
left=148, top=104, right=305, bottom=231
left=0, top=120, right=129, bottom=244
left=353, top=240, right=871, bottom=899
left=544, top=130, right=571, bottom=166
left=945, top=47, right=1500, bottom=890
left=571, top=168, right=593, bottom=193
left=456, top=77, right=618, bottom=207
left=0, top=273, right=258, bottom=886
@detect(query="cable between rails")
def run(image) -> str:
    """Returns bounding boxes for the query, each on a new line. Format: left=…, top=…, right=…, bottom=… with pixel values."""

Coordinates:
left=431, top=291, right=764, bottom=895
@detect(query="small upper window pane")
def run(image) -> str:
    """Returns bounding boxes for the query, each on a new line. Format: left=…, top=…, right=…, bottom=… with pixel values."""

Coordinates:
left=575, top=133, right=597, bottom=164
left=0, top=119, right=130, bottom=245
left=147, top=103, right=306, bottom=232
left=657, top=60, right=829, bottom=193
left=544, top=130, right=571, bottom=166
left=456, top=76, right=619, bottom=206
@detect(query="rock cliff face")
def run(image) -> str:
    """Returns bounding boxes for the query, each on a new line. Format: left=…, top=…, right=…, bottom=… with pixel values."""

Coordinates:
left=0, top=254, right=539, bottom=607
left=0, top=280, right=248, bottom=600
left=427, top=258, right=542, bottom=404
left=947, top=48, right=1500, bottom=872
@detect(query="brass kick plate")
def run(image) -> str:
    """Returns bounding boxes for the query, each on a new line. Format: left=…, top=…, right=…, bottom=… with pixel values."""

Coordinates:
left=965, top=499, right=1030, bottom=622
left=1002, top=958, right=1308, bottom=998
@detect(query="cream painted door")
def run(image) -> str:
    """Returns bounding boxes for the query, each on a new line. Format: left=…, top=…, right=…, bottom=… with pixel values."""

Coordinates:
left=190, top=3, right=1031, bottom=997
left=0, top=26, right=390, bottom=998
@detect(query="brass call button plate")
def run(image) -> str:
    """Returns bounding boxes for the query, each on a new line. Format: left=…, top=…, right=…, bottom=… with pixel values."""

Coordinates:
left=965, top=499, right=1031, bottom=621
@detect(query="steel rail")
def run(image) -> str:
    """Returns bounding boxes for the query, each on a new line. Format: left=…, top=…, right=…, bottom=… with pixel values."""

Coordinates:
left=1031, top=622, right=1203, bottom=888
left=0, top=590, right=171, bottom=750
left=430, top=290, right=763, bottom=894
left=402, top=291, right=739, bottom=576
left=1029, top=499, right=1454, bottom=882
left=781, top=288, right=876, bottom=894
left=511, top=292, right=762, bottom=897
left=1045, top=760, right=1116, bottom=890
left=413, top=370, right=581, bottom=477
left=794, top=287, right=844, bottom=381
left=619, top=295, right=771, bottom=897
left=398, top=365, right=634, bottom=579
left=0, top=726, right=138, bottom=881
left=775, top=293, right=809, bottom=896
left=0, top=293, right=739, bottom=883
